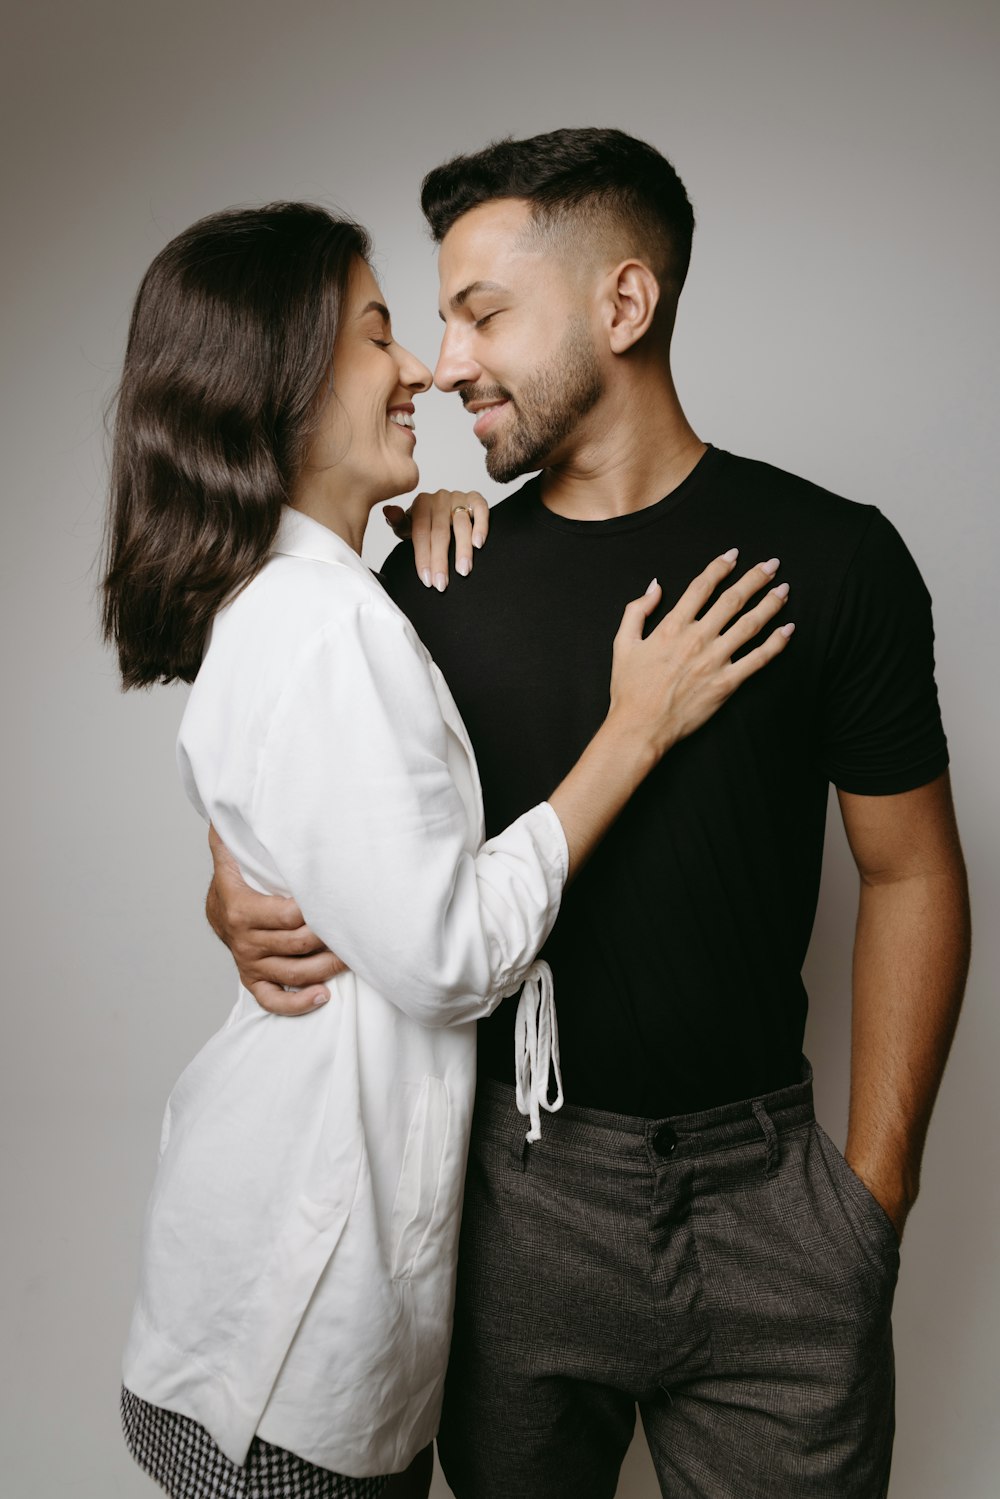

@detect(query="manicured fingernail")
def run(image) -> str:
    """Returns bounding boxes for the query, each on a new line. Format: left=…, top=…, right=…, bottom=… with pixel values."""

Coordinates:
left=761, top=557, right=780, bottom=576
left=723, top=547, right=739, bottom=562
left=780, top=622, right=795, bottom=637
left=312, top=992, right=330, bottom=1008
left=434, top=572, right=448, bottom=592
left=646, top=577, right=659, bottom=595
left=456, top=558, right=471, bottom=577
left=473, top=534, right=484, bottom=549
left=421, top=569, right=432, bottom=588
left=772, top=582, right=790, bottom=599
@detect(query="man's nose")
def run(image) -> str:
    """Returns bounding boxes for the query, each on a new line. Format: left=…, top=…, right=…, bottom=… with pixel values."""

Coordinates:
left=434, top=329, right=480, bottom=393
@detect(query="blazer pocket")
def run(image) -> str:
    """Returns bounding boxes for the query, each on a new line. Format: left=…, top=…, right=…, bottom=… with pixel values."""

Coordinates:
left=390, top=1076, right=450, bottom=1281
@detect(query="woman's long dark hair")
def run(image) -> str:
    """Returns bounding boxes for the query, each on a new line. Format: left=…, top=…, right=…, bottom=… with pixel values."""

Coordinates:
left=101, top=202, right=371, bottom=688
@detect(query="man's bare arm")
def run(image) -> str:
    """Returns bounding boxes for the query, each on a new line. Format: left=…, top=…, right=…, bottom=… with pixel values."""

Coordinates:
left=839, top=772, right=971, bottom=1240
left=205, top=825, right=347, bottom=1014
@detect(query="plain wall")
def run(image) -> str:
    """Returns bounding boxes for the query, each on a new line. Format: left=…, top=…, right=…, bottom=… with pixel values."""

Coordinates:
left=2, top=1, right=997, bottom=1494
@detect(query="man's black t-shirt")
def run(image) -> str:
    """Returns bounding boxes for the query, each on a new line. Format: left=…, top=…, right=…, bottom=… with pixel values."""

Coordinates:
left=379, top=446, right=948, bottom=1115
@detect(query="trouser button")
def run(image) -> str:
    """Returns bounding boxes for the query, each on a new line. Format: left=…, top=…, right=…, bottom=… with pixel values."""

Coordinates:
left=652, top=1124, right=678, bottom=1156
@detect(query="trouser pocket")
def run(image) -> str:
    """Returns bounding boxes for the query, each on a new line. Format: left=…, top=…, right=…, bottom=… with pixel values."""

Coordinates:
left=813, top=1122, right=901, bottom=1259
left=692, top=1121, right=899, bottom=1364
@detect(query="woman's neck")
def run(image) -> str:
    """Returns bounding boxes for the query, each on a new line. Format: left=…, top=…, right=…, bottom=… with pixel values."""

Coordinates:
left=288, top=481, right=371, bottom=555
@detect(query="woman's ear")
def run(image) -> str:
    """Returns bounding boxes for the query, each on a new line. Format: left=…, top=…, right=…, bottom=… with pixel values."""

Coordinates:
left=604, top=260, right=661, bottom=354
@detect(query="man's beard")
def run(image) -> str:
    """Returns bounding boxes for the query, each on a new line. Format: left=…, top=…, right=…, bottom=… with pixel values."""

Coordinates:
left=469, top=318, right=604, bottom=483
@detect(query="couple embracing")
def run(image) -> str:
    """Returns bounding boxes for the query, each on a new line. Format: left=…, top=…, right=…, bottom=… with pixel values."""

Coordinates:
left=103, top=127, right=968, bottom=1499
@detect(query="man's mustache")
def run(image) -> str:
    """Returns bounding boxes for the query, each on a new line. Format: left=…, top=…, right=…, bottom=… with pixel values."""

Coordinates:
left=459, top=384, right=514, bottom=409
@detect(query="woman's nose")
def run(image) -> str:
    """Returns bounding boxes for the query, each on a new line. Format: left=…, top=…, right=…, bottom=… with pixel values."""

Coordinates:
left=399, top=345, right=432, bottom=394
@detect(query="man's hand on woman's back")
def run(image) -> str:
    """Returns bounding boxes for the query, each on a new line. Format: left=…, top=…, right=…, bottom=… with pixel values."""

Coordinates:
left=205, top=824, right=346, bottom=1015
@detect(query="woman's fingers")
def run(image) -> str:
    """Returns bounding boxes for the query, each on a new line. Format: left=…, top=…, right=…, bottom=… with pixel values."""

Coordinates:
left=669, top=549, right=741, bottom=622
left=382, top=503, right=411, bottom=539
left=615, top=578, right=663, bottom=644
left=716, top=581, right=790, bottom=657
left=428, top=499, right=455, bottom=590
left=405, top=492, right=439, bottom=587
left=407, top=491, right=488, bottom=589
left=725, top=621, right=796, bottom=687
left=606, top=549, right=795, bottom=758
left=450, top=492, right=488, bottom=580
left=425, top=491, right=455, bottom=584
left=469, top=494, right=489, bottom=552
left=452, top=505, right=475, bottom=579
left=699, top=558, right=781, bottom=635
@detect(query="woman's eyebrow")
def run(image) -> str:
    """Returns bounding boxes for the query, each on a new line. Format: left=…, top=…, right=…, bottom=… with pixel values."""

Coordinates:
left=360, top=300, right=391, bottom=323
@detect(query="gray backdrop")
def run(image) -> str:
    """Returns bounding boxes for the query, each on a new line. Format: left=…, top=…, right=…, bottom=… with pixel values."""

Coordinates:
left=2, top=1, right=997, bottom=1494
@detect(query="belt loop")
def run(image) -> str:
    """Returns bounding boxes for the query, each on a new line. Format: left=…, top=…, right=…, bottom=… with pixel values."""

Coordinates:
left=751, top=1099, right=780, bottom=1178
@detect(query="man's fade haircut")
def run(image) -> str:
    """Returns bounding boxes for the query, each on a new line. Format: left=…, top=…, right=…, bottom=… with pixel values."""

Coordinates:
left=420, top=127, right=695, bottom=299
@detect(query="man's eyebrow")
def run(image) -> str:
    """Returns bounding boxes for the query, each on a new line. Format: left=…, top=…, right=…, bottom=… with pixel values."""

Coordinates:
left=441, top=280, right=510, bottom=319
left=360, top=300, right=391, bottom=322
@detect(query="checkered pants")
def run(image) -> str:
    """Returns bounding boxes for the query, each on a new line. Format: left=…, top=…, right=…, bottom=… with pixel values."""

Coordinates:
left=121, top=1388, right=389, bottom=1499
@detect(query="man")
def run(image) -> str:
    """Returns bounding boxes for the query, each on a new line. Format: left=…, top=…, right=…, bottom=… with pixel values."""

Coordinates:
left=209, top=129, right=969, bottom=1498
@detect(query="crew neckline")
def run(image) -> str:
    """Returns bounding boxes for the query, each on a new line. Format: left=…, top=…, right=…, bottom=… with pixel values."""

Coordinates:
left=526, top=444, right=723, bottom=536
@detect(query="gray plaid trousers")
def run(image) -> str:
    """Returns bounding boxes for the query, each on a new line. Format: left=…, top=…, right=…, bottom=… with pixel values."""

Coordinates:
left=438, top=1065, right=897, bottom=1499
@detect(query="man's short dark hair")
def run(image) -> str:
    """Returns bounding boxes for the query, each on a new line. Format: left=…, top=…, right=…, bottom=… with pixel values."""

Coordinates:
left=421, top=127, right=695, bottom=297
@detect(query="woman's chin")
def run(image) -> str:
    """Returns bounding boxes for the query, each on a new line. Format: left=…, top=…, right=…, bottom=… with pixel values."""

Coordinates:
left=378, top=460, right=419, bottom=505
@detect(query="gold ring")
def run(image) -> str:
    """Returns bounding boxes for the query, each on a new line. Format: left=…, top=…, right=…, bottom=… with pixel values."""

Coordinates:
left=450, top=504, right=475, bottom=522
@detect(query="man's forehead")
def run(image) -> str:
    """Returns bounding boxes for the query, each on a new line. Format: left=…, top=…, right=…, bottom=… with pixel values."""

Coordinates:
left=436, top=198, right=537, bottom=290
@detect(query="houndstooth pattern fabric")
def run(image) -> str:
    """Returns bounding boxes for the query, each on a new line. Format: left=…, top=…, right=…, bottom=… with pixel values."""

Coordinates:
left=121, top=1388, right=390, bottom=1499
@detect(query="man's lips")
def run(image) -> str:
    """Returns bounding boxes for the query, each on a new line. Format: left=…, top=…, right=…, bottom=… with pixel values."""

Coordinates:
left=467, top=400, right=510, bottom=440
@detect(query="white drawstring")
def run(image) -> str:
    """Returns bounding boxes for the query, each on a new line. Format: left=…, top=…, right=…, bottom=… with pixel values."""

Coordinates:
left=513, top=960, right=563, bottom=1143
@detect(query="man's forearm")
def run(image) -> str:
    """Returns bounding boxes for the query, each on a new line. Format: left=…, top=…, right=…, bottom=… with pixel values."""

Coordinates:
left=845, top=864, right=970, bottom=1236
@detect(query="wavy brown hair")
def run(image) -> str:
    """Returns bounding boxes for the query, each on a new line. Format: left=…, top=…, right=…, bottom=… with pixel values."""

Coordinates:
left=102, top=202, right=371, bottom=688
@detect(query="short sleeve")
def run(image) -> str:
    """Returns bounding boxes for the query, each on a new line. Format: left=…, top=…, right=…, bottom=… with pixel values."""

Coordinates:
left=251, top=598, right=568, bottom=1027
left=819, top=509, right=949, bottom=795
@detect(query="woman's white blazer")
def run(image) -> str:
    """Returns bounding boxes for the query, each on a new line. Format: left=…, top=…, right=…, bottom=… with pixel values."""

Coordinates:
left=122, top=507, right=569, bottom=1477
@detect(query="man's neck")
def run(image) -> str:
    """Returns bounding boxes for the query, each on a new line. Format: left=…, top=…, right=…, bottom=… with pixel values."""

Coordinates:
left=539, top=372, right=706, bottom=521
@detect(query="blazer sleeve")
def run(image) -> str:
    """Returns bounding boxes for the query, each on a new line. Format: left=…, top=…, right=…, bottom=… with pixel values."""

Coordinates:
left=251, top=597, right=568, bottom=1027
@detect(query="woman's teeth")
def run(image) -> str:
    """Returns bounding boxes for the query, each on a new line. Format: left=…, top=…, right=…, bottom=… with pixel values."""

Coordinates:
left=389, top=412, right=415, bottom=429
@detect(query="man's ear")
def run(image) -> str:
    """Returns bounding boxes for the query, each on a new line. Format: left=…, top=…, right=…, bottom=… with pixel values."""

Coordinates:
left=603, top=260, right=661, bottom=354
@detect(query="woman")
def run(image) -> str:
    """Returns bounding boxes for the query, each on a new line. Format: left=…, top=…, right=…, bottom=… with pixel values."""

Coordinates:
left=102, top=201, right=791, bottom=1499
